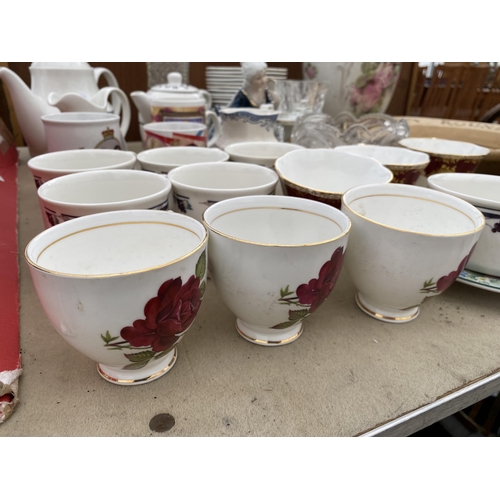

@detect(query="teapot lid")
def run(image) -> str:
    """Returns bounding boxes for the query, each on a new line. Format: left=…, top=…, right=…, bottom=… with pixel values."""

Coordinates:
left=30, top=62, right=92, bottom=70
left=150, top=72, right=198, bottom=93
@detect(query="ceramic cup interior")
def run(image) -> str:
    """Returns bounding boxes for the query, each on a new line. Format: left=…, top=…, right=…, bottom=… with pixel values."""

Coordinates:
left=341, top=183, right=485, bottom=323
left=275, top=149, right=393, bottom=204
left=37, top=169, right=172, bottom=228
left=224, top=141, right=305, bottom=168
left=168, top=161, right=278, bottom=191
left=203, top=195, right=351, bottom=345
left=25, top=209, right=208, bottom=385
left=427, top=173, right=500, bottom=210
left=335, top=144, right=430, bottom=168
left=427, top=173, right=500, bottom=277
left=27, top=149, right=137, bottom=186
left=399, top=137, right=489, bottom=158
left=343, top=185, right=484, bottom=235
left=205, top=195, right=349, bottom=245
left=137, top=146, right=229, bottom=175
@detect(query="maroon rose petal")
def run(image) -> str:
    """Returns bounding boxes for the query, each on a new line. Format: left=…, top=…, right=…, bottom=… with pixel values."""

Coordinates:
left=120, top=274, right=203, bottom=353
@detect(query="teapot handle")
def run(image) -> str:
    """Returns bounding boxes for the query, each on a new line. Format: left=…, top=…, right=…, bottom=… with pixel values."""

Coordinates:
left=94, top=67, right=121, bottom=114
left=205, top=111, right=221, bottom=148
left=97, top=87, right=131, bottom=140
left=199, top=90, right=212, bottom=110
left=109, top=88, right=131, bottom=140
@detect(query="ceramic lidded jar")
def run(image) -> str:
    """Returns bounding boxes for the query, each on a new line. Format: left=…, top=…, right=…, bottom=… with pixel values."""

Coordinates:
left=150, top=72, right=212, bottom=124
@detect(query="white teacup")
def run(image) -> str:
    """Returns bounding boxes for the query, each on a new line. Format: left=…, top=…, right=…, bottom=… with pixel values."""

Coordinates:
left=27, top=149, right=137, bottom=188
left=224, top=141, right=305, bottom=168
left=341, top=183, right=485, bottom=323
left=137, top=146, right=229, bottom=175
left=203, top=195, right=351, bottom=345
left=25, top=209, right=208, bottom=385
left=428, top=173, right=500, bottom=277
left=37, top=169, right=171, bottom=228
left=168, top=162, right=279, bottom=222
left=42, top=112, right=129, bottom=152
left=143, top=122, right=220, bottom=149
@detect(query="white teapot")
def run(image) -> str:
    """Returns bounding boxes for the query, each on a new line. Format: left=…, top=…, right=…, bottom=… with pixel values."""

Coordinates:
left=0, top=62, right=129, bottom=157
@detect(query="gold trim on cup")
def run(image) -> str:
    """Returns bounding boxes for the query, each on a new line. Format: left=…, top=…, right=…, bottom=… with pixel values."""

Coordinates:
left=275, top=164, right=394, bottom=196
left=203, top=206, right=351, bottom=248
left=342, top=193, right=485, bottom=237
left=356, top=293, right=419, bottom=322
left=235, top=321, right=303, bottom=345
left=26, top=221, right=208, bottom=278
left=97, top=347, right=178, bottom=384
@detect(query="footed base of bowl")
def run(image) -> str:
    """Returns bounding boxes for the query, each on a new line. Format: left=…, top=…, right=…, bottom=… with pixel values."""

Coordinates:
left=97, top=347, right=178, bottom=385
left=235, top=319, right=303, bottom=346
left=355, top=293, right=420, bottom=323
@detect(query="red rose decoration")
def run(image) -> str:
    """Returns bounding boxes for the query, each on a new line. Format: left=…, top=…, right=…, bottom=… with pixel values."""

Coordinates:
left=121, top=275, right=201, bottom=353
left=436, top=246, right=475, bottom=292
left=296, top=247, right=345, bottom=313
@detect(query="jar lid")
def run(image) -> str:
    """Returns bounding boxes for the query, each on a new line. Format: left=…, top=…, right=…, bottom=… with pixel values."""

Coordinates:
left=150, top=72, right=198, bottom=93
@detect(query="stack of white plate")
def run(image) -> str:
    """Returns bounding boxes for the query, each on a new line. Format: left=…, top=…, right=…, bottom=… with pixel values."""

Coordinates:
left=205, top=66, right=288, bottom=107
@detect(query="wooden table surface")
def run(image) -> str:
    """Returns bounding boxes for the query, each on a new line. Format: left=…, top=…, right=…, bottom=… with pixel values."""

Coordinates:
left=3, top=144, right=500, bottom=437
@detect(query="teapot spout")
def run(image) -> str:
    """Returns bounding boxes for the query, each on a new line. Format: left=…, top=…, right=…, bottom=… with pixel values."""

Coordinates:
left=0, top=67, right=59, bottom=157
left=130, top=91, right=152, bottom=124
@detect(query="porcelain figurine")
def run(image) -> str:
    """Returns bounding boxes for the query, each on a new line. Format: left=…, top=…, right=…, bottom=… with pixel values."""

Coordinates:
left=229, top=62, right=279, bottom=109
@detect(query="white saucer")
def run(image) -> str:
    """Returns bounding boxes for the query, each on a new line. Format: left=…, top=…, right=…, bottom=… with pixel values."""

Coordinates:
left=456, top=269, right=500, bottom=293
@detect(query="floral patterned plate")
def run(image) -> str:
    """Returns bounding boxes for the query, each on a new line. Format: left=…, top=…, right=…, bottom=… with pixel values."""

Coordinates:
left=457, top=269, right=500, bottom=293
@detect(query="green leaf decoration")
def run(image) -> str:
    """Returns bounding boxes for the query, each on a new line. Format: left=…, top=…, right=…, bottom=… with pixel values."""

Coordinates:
left=124, top=350, right=155, bottom=363
left=423, top=278, right=435, bottom=288
left=199, top=280, right=206, bottom=299
left=101, top=334, right=108, bottom=343
left=195, top=251, right=207, bottom=280
left=122, top=361, right=150, bottom=371
left=288, top=309, right=310, bottom=321
left=272, top=320, right=301, bottom=330
left=155, top=349, right=172, bottom=360
left=280, top=285, right=293, bottom=298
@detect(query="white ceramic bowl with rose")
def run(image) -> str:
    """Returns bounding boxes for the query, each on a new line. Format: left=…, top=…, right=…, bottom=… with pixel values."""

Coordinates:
left=203, top=195, right=351, bottom=346
left=275, top=148, right=393, bottom=209
left=341, top=183, right=485, bottom=323
left=25, top=209, right=208, bottom=385
left=428, top=172, right=500, bottom=277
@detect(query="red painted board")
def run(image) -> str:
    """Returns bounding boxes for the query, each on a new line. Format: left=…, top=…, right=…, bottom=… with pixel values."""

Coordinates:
left=0, top=118, right=21, bottom=423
